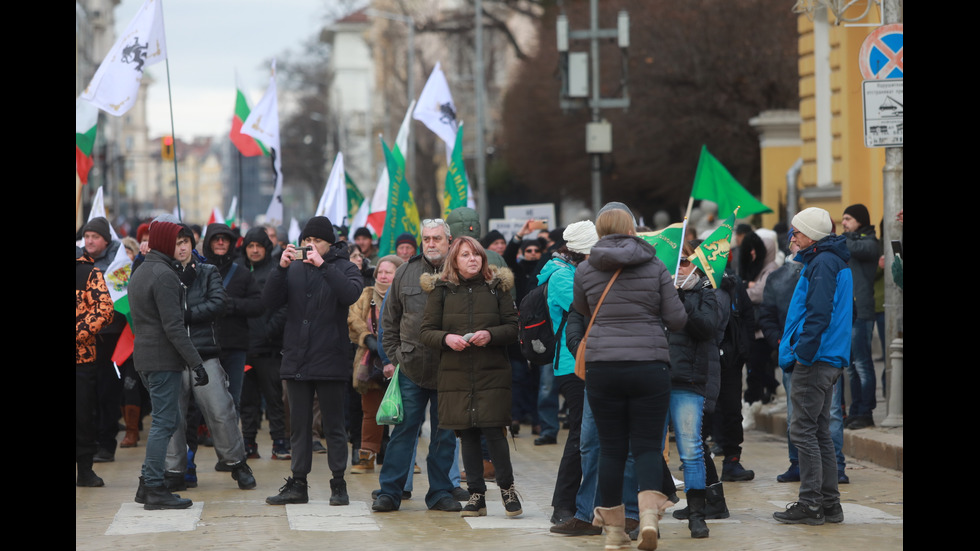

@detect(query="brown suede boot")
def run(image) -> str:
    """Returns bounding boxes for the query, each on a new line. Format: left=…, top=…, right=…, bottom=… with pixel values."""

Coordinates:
left=120, top=405, right=140, bottom=448
left=351, top=450, right=376, bottom=474
left=593, top=504, right=631, bottom=550
left=637, top=490, right=672, bottom=550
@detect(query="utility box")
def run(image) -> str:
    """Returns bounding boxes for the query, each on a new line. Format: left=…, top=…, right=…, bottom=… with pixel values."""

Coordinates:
left=568, top=52, right=589, bottom=98
left=586, top=121, right=612, bottom=153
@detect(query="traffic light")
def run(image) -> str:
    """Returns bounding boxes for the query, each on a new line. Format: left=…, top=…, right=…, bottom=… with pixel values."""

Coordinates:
left=161, top=136, right=174, bottom=161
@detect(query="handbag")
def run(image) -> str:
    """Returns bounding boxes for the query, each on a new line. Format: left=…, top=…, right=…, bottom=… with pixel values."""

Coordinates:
left=376, top=366, right=404, bottom=425
left=574, top=267, right=623, bottom=380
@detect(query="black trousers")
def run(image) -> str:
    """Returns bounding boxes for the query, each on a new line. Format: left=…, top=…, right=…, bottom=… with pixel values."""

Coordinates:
left=460, top=426, right=514, bottom=493
left=551, top=373, right=585, bottom=511
left=76, top=363, right=99, bottom=469
left=285, top=379, right=348, bottom=478
left=94, top=332, right=122, bottom=452
left=241, top=355, right=287, bottom=441
left=711, top=355, right=745, bottom=457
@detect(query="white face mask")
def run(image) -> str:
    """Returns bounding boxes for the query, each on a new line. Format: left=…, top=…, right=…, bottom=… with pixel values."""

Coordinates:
left=678, top=270, right=700, bottom=291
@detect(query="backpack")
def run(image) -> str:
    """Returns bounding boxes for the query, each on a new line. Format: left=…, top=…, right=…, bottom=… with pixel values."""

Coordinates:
left=721, top=273, right=756, bottom=368
left=518, top=281, right=568, bottom=367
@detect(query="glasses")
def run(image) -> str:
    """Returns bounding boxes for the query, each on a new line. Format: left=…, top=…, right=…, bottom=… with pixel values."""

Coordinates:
left=524, top=248, right=541, bottom=254
left=679, top=257, right=691, bottom=266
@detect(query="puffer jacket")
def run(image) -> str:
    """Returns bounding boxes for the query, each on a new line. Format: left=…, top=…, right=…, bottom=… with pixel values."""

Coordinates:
left=381, top=254, right=444, bottom=389
left=263, top=241, right=363, bottom=381
left=203, top=223, right=263, bottom=350
left=572, top=234, right=687, bottom=364
left=419, top=266, right=518, bottom=430
left=182, top=261, right=227, bottom=359
left=779, top=235, right=852, bottom=370
left=536, top=255, right=577, bottom=376
left=668, top=275, right=720, bottom=400
left=843, top=225, right=880, bottom=321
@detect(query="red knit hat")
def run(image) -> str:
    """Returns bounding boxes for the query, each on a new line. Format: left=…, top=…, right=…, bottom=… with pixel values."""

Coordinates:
left=148, top=221, right=181, bottom=256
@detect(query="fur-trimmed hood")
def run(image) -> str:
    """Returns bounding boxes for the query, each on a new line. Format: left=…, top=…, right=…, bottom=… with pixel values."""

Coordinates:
left=420, top=265, right=515, bottom=293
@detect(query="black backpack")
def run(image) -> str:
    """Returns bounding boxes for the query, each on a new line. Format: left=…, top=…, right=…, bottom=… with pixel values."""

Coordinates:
left=518, top=281, right=568, bottom=367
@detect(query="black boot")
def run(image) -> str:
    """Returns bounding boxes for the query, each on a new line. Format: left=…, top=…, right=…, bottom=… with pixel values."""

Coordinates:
left=164, top=471, right=187, bottom=492
left=704, top=482, right=730, bottom=519
left=687, top=489, right=709, bottom=538
left=266, top=477, right=309, bottom=505
left=329, top=478, right=349, bottom=506
left=721, top=455, right=755, bottom=481
left=232, top=460, right=257, bottom=490
left=144, top=485, right=193, bottom=510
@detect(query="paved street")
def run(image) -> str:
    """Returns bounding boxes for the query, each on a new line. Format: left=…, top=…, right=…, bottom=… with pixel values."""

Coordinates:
left=76, top=418, right=903, bottom=550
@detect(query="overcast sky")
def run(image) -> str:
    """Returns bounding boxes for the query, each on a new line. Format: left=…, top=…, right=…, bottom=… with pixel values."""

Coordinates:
left=112, top=0, right=355, bottom=141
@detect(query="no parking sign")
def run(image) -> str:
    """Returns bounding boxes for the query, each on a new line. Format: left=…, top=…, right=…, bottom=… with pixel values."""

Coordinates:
left=859, top=24, right=903, bottom=80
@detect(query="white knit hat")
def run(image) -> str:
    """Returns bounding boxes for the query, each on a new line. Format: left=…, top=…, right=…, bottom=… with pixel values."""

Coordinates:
left=563, top=221, right=599, bottom=254
left=792, top=207, right=833, bottom=241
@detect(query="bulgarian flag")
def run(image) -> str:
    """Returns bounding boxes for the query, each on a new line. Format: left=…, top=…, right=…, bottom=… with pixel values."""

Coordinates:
left=76, top=97, right=98, bottom=184
left=105, top=245, right=135, bottom=366
left=367, top=100, right=415, bottom=236
left=226, top=196, right=239, bottom=229
left=229, top=74, right=268, bottom=157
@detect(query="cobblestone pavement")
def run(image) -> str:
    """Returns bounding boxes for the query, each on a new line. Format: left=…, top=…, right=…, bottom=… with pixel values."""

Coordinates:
left=77, top=422, right=903, bottom=551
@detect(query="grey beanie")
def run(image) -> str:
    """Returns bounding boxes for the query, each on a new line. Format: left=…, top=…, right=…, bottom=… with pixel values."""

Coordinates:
left=82, top=217, right=112, bottom=243
left=596, top=201, right=636, bottom=225
left=792, top=207, right=833, bottom=241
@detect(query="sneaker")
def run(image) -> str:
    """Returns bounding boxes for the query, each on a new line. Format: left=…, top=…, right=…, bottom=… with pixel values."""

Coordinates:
left=266, top=477, right=309, bottom=505
left=231, top=460, right=257, bottom=490
left=430, top=495, right=462, bottom=512
left=534, top=435, right=558, bottom=446
left=76, top=469, right=105, bottom=487
left=500, top=484, right=523, bottom=517
left=452, top=486, right=471, bottom=501
left=773, top=502, right=825, bottom=525
left=721, top=455, right=755, bottom=481
left=777, top=462, right=801, bottom=483
left=215, top=461, right=233, bottom=472
left=245, top=439, right=260, bottom=459
left=372, top=494, right=398, bottom=512
left=272, top=439, right=291, bottom=460
left=460, top=492, right=487, bottom=517
left=312, top=440, right=327, bottom=454
left=823, top=503, right=844, bottom=523
left=550, top=516, right=602, bottom=536
left=329, top=479, right=349, bottom=506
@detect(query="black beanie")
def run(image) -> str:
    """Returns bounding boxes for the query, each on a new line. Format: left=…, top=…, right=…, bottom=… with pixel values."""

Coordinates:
left=843, top=204, right=871, bottom=228
left=300, top=216, right=336, bottom=244
left=83, top=217, right=112, bottom=244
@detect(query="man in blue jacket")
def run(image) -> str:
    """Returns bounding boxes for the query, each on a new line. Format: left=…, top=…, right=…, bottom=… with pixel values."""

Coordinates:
left=773, top=207, right=852, bottom=526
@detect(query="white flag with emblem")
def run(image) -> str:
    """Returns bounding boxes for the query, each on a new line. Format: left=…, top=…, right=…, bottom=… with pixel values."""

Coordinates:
left=81, top=0, right=167, bottom=116
left=243, top=60, right=284, bottom=226
left=413, top=62, right=459, bottom=151
left=315, top=152, right=348, bottom=226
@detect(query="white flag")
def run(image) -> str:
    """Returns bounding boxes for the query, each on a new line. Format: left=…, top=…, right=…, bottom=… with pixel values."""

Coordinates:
left=315, top=152, right=348, bottom=226
left=288, top=217, right=302, bottom=246
left=367, top=100, right=415, bottom=235
left=413, top=62, right=459, bottom=151
left=88, top=186, right=120, bottom=242
left=243, top=61, right=283, bottom=226
left=348, top=197, right=370, bottom=240
left=81, top=0, right=167, bottom=116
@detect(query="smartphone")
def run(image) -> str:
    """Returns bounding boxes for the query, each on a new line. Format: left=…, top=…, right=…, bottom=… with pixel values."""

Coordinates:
left=462, top=333, right=475, bottom=342
left=890, top=240, right=902, bottom=259
left=530, top=219, right=548, bottom=230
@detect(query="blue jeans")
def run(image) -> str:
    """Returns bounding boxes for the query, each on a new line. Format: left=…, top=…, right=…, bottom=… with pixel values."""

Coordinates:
left=789, top=362, right=842, bottom=507
left=139, top=370, right=184, bottom=487
left=220, top=349, right=247, bottom=412
left=537, top=364, right=560, bottom=438
left=511, top=358, right=537, bottom=424
left=847, top=319, right=876, bottom=417
left=784, top=367, right=845, bottom=470
left=377, top=373, right=455, bottom=509
left=576, top=388, right=640, bottom=522
left=665, top=390, right=705, bottom=491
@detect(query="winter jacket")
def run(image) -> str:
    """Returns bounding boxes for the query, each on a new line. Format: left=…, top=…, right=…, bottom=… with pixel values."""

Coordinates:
left=348, top=286, right=387, bottom=394
left=76, top=239, right=126, bottom=335
left=419, top=266, right=518, bottom=430
left=778, top=235, right=852, bottom=370
left=128, top=250, right=203, bottom=373
left=843, top=225, right=880, bottom=320
left=263, top=241, right=363, bottom=381
left=182, top=261, right=227, bottom=359
left=536, top=255, right=577, bottom=376
left=241, top=228, right=287, bottom=356
left=76, top=254, right=115, bottom=364
left=381, top=254, right=445, bottom=389
left=572, top=234, right=688, bottom=364
left=203, top=223, right=263, bottom=351
left=668, top=276, right=721, bottom=401
left=757, top=260, right=803, bottom=350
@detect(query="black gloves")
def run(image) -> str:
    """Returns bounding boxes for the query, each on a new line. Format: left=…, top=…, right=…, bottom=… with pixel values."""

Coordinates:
left=191, top=364, right=209, bottom=386
left=364, top=334, right=379, bottom=353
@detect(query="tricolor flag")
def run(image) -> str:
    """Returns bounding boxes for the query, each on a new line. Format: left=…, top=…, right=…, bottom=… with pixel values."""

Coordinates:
left=242, top=61, right=283, bottom=226
left=105, top=243, right=135, bottom=366
left=367, top=99, right=416, bottom=236
left=225, top=196, right=239, bottom=229
left=229, top=74, right=268, bottom=157
left=81, top=0, right=167, bottom=116
left=378, top=138, right=421, bottom=257
left=76, top=97, right=99, bottom=184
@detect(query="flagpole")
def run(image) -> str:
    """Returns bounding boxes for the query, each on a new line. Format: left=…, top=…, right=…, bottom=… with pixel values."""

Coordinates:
left=237, top=152, right=244, bottom=226
left=163, top=55, right=182, bottom=221
left=674, top=216, right=689, bottom=288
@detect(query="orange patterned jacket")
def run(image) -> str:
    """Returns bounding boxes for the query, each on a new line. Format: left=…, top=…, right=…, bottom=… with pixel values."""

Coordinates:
left=76, top=254, right=115, bottom=364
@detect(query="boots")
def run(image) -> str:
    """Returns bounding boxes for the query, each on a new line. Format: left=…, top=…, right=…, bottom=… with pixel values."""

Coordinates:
left=231, top=460, right=257, bottom=490
left=266, top=477, right=309, bottom=505
left=593, top=504, right=631, bottom=550
left=721, top=455, right=755, bottom=481
left=672, top=482, right=730, bottom=520
left=120, top=406, right=140, bottom=448
left=351, top=450, right=376, bottom=474
left=686, top=489, right=709, bottom=538
left=637, top=490, right=671, bottom=551
left=483, top=459, right=496, bottom=482
left=144, top=485, right=193, bottom=510
left=329, top=478, right=349, bottom=506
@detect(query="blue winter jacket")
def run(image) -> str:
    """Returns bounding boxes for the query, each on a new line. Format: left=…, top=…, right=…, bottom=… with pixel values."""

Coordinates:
left=537, top=256, right=577, bottom=377
left=779, top=235, right=853, bottom=370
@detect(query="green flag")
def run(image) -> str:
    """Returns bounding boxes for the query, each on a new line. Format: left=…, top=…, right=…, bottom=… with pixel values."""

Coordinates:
left=690, top=209, right=738, bottom=288
left=691, top=145, right=772, bottom=217
left=638, top=222, right=686, bottom=276
left=442, top=123, right=469, bottom=219
left=378, top=139, right=421, bottom=256
left=345, top=171, right=364, bottom=221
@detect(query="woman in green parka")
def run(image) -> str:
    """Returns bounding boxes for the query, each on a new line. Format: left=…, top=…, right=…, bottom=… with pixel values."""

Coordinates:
left=419, top=235, right=523, bottom=519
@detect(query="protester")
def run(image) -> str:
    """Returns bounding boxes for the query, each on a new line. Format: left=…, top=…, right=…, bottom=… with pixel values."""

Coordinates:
left=841, top=204, right=880, bottom=430
left=395, top=232, right=418, bottom=263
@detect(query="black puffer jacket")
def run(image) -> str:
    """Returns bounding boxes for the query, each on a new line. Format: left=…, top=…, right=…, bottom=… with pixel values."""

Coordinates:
left=182, top=261, right=227, bottom=359
left=668, top=275, right=721, bottom=401
left=240, top=227, right=286, bottom=355
left=203, top=223, right=263, bottom=350
left=263, top=241, right=363, bottom=381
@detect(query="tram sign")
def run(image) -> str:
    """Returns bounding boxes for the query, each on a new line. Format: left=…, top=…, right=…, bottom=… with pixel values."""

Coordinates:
left=863, top=79, right=903, bottom=148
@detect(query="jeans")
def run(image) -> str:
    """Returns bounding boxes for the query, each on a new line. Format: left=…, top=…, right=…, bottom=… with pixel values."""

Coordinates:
left=166, top=358, right=246, bottom=472
left=377, top=373, right=455, bottom=509
left=847, top=319, right=876, bottom=417
left=665, top=389, right=706, bottom=491
left=576, top=388, right=639, bottom=522
left=220, top=349, right=247, bottom=412
left=789, top=362, right=842, bottom=507
left=510, top=358, right=537, bottom=424
left=586, top=361, right=669, bottom=508
left=784, top=367, right=845, bottom=470
left=537, top=364, right=560, bottom=438
left=139, top=370, right=184, bottom=487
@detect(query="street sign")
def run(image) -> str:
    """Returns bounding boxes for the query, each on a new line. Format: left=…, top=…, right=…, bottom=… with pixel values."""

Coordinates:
left=863, top=79, right=903, bottom=148
left=859, top=24, right=903, bottom=80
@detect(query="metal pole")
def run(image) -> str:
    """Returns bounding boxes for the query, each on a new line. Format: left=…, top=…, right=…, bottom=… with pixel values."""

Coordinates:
left=589, top=0, right=602, bottom=212
left=475, top=0, right=488, bottom=227
left=406, top=21, right=415, bottom=196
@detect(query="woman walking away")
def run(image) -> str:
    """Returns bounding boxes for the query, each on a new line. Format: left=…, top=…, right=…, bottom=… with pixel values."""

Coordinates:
left=419, top=236, right=522, bottom=518
left=572, top=205, right=688, bottom=550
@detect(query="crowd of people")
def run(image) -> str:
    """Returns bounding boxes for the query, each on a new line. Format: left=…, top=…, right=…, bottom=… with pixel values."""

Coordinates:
left=76, top=200, right=892, bottom=544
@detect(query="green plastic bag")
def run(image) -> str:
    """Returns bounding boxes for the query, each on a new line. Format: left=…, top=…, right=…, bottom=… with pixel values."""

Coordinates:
left=375, top=366, right=404, bottom=425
